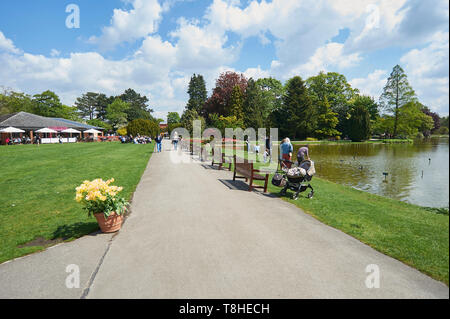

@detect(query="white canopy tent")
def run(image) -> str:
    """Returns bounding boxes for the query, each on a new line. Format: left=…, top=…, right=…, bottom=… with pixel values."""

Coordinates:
left=36, top=128, right=57, bottom=133
left=61, top=128, right=81, bottom=138
left=83, top=128, right=101, bottom=134
left=0, top=126, right=25, bottom=143
left=0, top=126, right=25, bottom=134
left=61, top=128, right=81, bottom=134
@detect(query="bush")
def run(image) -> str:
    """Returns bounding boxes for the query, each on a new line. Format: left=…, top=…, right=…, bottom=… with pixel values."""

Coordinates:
left=127, top=119, right=160, bottom=137
left=306, top=137, right=318, bottom=141
left=438, top=126, right=449, bottom=135
left=117, top=127, right=127, bottom=136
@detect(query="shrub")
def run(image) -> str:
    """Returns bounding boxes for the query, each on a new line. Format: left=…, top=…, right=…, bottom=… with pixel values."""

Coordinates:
left=127, top=119, right=160, bottom=137
left=306, top=137, right=318, bottom=141
left=117, top=127, right=127, bottom=136
left=438, top=126, right=449, bottom=135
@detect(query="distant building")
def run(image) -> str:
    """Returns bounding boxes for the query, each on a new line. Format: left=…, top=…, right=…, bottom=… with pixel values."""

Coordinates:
left=159, top=123, right=169, bottom=138
left=0, top=111, right=103, bottom=145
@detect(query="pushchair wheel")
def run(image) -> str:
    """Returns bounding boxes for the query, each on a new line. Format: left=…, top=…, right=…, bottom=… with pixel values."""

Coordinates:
left=292, top=193, right=299, bottom=200
left=307, top=191, right=314, bottom=198
left=280, top=189, right=286, bottom=196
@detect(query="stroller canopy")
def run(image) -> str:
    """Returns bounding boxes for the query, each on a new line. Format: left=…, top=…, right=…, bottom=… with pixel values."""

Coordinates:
left=286, top=160, right=316, bottom=178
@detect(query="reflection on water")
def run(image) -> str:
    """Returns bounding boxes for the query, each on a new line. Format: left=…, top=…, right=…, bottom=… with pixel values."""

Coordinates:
left=292, top=137, right=449, bottom=208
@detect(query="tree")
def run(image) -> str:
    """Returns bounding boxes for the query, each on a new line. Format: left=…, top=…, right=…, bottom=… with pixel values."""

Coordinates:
left=243, top=77, right=285, bottom=130
left=86, top=118, right=112, bottom=131
left=421, top=106, right=440, bottom=135
left=204, top=71, right=247, bottom=119
left=280, top=76, right=316, bottom=140
left=379, top=65, right=416, bottom=137
left=0, top=89, right=35, bottom=115
left=314, top=97, right=340, bottom=139
left=373, top=101, right=433, bottom=138
left=351, top=95, right=379, bottom=121
left=186, top=74, right=207, bottom=114
left=440, top=116, right=449, bottom=129
left=256, top=77, right=285, bottom=123
left=106, top=98, right=130, bottom=130
left=181, top=109, right=205, bottom=135
left=208, top=114, right=243, bottom=135
left=118, top=88, right=153, bottom=122
left=74, top=92, right=94, bottom=120
left=347, top=104, right=371, bottom=141
left=32, top=90, right=62, bottom=117
left=306, top=71, right=358, bottom=135
left=31, top=90, right=79, bottom=120
left=127, top=119, right=160, bottom=137
left=167, top=112, right=181, bottom=125
left=243, top=78, right=265, bottom=130
left=229, top=85, right=244, bottom=122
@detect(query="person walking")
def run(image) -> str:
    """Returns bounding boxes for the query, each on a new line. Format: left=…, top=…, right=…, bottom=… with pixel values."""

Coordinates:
left=155, top=134, right=163, bottom=152
left=280, top=137, right=293, bottom=168
left=172, top=132, right=179, bottom=151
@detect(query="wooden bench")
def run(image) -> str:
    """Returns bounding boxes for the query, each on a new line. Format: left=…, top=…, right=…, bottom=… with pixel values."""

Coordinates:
left=211, top=148, right=233, bottom=171
left=233, top=156, right=269, bottom=192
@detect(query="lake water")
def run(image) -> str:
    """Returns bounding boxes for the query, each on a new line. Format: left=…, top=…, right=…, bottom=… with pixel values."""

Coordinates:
left=292, top=137, right=449, bottom=208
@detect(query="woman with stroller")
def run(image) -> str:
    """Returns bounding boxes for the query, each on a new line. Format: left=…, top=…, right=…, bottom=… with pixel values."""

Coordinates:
left=280, top=137, right=293, bottom=168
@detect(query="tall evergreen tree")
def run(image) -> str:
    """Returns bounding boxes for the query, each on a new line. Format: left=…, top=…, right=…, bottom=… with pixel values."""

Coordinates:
left=186, top=74, right=207, bottom=114
left=229, top=85, right=244, bottom=122
left=282, top=76, right=316, bottom=140
left=243, top=78, right=264, bottom=129
left=379, top=65, right=416, bottom=137
left=75, top=92, right=100, bottom=120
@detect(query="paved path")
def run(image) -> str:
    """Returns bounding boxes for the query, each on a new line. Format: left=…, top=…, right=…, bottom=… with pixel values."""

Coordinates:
left=1, top=140, right=448, bottom=298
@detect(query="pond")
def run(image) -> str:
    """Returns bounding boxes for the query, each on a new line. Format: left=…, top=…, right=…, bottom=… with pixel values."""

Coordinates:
left=291, top=137, right=449, bottom=208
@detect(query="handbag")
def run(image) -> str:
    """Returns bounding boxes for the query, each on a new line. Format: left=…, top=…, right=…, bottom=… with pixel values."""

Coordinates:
left=271, top=173, right=285, bottom=187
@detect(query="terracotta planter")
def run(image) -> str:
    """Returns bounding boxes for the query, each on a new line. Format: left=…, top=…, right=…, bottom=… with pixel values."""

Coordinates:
left=94, top=212, right=124, bottom=233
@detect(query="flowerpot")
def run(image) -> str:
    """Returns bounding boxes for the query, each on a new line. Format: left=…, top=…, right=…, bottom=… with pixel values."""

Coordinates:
left=94, top=212, right=124, bottom=233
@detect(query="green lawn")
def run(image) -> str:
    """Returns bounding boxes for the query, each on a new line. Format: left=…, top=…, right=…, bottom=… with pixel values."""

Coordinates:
left=0, top=141, right=154, bottom=264
left=227, top=151, right=449, bottom=284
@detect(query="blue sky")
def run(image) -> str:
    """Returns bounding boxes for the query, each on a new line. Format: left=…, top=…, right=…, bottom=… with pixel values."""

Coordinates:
left=0, top=0, right=448, bottom=119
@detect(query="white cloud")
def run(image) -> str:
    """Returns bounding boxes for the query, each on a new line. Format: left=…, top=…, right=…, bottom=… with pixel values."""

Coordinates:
left=400, top=31, right=449, bottom=115
left=169, top=18, right=239, bottom=71
left=50, top=49, right=60, bottom=57
left=88, top=0, right=163, bottom=50
left=0, top=31, right=21, bottom=54
left=243, top=66, right=270, bottom=80
left=349, top=69, right=388, bottom=99
left=284, top=42, right=361, bottom=79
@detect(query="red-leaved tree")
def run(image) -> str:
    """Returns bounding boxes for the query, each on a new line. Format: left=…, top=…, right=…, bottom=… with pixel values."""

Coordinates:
left=203, top=71, right=248, bottom=119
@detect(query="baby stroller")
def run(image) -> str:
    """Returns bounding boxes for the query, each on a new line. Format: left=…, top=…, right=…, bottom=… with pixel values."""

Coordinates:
left=273, top=159, right=315, bottom=200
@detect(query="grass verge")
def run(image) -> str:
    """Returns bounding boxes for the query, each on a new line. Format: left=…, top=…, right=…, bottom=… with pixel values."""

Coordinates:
left=0, top=141, right=154, bottom=264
